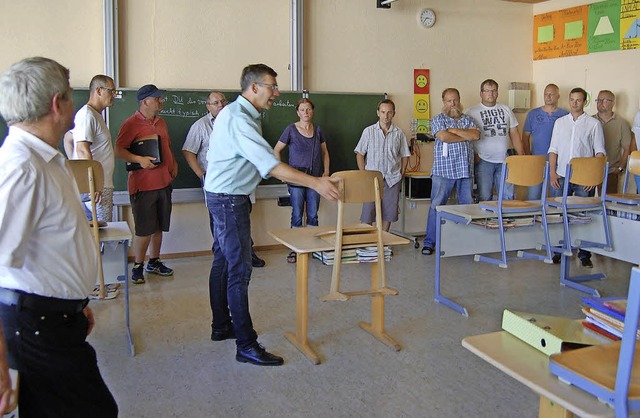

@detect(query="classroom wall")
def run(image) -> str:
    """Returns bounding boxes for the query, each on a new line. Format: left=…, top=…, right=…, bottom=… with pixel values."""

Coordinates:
left=4, top=0, right=636, bottom=255
left=532, top=0, right=640, bottom=124
left=0, top=0, right=104, bottom=85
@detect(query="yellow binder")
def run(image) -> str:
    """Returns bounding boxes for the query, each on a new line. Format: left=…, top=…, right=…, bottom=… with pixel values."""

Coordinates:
left=501, top=309, right=607, bottom=356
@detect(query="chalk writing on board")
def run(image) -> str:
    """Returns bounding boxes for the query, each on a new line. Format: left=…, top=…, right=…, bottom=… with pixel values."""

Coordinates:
left=158, top=107, right=205, bottom=118
left=272, top=100, right=295, bottom=108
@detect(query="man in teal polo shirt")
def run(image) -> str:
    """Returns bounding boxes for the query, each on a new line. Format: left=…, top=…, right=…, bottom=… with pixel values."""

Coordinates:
left=204, top=64, right=340, bottom=366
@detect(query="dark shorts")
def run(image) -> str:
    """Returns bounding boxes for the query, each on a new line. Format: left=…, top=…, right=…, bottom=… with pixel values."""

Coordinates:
left=130, top=185, right=172, bottom=236
left=360, top=180, right=402, bottom=224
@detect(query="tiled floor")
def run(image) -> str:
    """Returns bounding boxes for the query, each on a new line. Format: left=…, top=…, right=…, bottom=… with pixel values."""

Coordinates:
left=89, top=246, right=633, bottom=417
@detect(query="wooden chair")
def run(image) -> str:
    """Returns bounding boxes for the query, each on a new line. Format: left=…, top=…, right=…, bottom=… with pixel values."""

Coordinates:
left=68, top=160, right=107, bottom=298
left=475, top=155, right=551, bottom=267
left=316, top=170, right=398, bottom=301
left=606, top=150, right=640, bottom=205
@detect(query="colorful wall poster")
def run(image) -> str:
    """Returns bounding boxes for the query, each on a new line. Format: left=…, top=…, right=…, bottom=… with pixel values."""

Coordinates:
left=588, top=0, right=620, bottom=53
left=534, top=5, right=589, bottom=60
left=620, top=0, right=640, bottom=50
left=413, top=94, right=430, bottom=121
left=413, top=69, right=430, bottom=95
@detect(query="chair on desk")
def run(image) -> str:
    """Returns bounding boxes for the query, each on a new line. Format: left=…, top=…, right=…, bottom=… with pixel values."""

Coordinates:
left=541, top=156, right=612, bottom=258
left=606, top=150, right=640, bottom=205
left=68, top=160, right=107, bottom=299
left=316, top=170, right=398, bottom=301
left=474, top=155, right=550, bottom=268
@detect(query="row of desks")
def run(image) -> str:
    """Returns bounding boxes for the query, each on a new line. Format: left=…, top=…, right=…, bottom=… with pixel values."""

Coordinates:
left=434, top=201, right=640, bottom=316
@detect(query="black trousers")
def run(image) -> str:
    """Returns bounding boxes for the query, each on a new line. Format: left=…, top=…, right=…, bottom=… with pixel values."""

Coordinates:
left=0, top=302, right=117, bottom=418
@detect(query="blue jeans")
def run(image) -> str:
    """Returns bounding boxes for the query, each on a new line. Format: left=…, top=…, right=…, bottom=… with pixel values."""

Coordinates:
left=206, top=192, right=258, bottom=350
left=549, top=177, right=592, bottom=260
left=423, top=176, right=473, bottom=248
left=475, top=159, right=513, bottom=201
left=288, top=185, right=320, bottom=227
left=527, top=183, right=544, bottom=200
left=635, top=174, right=640, bottom=193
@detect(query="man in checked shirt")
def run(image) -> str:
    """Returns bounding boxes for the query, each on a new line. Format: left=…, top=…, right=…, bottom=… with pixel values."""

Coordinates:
left=421, top=88, right=480, bottom=255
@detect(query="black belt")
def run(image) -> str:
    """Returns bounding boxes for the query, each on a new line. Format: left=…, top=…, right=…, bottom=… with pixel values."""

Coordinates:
left=0, top=288, right=89, bottom=314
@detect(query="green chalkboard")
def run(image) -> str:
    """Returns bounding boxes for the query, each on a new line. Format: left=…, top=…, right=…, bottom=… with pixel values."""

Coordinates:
left=0, top=89, right=90, bottom=153
left=1, top=89, right=385, bottom=192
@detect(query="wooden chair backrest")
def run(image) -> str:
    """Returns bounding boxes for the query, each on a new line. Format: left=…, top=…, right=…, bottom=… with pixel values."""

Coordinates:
left=67, top=160, right=104, bottom=194
left=505, top=155, right=546, bottom=187
left=568, top=157, right=606, bottom=187
left=628, top=151, right=640, bottom=176
left=331, top=170, right=384, bottom=204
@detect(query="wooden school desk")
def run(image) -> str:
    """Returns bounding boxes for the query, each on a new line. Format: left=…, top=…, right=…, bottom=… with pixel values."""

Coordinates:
left=462, top=332, right=613, bottom=418
left=99, top=221, right=134, bottom=356
left=269, top=225, right=409, bottom=364
left=434, top=202, right=640, bottom=316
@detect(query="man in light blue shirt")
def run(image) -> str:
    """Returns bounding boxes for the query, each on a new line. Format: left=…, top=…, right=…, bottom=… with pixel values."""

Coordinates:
left=522, top=83, right=568, bottom=199
left=204, top=64, right=339, bottom=367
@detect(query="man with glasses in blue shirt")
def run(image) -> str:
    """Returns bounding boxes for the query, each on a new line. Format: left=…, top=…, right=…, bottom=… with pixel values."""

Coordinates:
left=205, top=64, right=340, bottom=366
left=183, top=92, right=267, bottom=268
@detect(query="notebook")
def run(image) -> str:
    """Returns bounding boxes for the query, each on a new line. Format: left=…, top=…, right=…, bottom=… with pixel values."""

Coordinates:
left=125, top=134, right=162, bottom=171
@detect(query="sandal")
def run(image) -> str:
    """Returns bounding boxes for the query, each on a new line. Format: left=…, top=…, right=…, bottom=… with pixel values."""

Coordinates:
left=421, top=246, right=434, bottom=255
left=287, top=251, right=297, bottom=263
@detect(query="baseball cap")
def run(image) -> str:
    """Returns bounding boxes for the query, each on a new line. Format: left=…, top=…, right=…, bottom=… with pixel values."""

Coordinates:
left=137, top=84, right=166, bottom=101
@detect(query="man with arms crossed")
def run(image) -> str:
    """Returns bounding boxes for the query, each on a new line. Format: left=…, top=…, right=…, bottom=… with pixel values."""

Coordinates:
left=115, top=84, right=178, bottom=284
left=467, top=79, right=525, bottom=201
left=594, top=90, right=632, bottom=194
left=422, top=88, right=480, bottom=255
left=548, top=87, right=606, bottom=267
left=522, top=83, right=568, bottom=199
left=0, top=57, right=117, bottom=417
left=354, top=99, right=411, bottom=232
left=205, top=64, right=339, bottom=366
left=69, top=74, right=118, bottom=221
left=182, top=91, right=266, bottom=267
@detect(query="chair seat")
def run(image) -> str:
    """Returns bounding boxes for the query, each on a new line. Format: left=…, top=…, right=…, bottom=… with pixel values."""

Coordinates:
left=547, top=196, right=602, bottom=208
left=480, top=200, right=542, bottom=213
left=605, top=193, right=640, bottom=205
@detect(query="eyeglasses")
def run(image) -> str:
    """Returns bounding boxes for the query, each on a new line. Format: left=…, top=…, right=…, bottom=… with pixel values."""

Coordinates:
left=255, top=82, right=279, bottom=91
left=207, top=99, right=228, bottom=106
left=595, top=98, right=613, bottom=103
left=481, top=89, right=498, bottom=94
left=100, top=87, right=121, bottom=96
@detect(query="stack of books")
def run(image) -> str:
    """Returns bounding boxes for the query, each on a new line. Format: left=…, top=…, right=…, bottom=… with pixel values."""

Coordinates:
left=581, top=296, right=639, bottom=341
left=355, top=246, right=391, bottom=263
left=312, top=246, right=391, bottom=266
left=312, top=249, right=358, bottom=265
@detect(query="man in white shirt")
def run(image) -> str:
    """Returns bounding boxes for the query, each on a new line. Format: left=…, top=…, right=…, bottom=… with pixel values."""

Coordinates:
left=0, top=57, right=117, bottom=417
left=467, top=79, right=525, bottom=201
left=70, top=75, right=118, bottom=222
left=548, top=87, right=606, bottom=268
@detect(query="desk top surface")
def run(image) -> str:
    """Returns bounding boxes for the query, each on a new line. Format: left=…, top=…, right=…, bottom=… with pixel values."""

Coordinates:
left=269, top=225, right=410, bottom=254
left=462, top=331, right=613, bottom=418
left=99, top=221, right=133, bottom=242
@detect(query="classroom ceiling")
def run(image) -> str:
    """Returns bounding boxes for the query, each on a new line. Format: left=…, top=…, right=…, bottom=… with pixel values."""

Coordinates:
left=502, top=0, right=548, bottom=3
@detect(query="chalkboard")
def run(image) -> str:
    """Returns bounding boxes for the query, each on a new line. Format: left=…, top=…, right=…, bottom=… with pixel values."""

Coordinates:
left=1, top=89, right=385, bottom=192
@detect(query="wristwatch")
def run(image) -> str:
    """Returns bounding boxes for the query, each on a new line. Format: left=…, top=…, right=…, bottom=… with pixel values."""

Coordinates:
left=618, top=167, right=625, bottom=173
